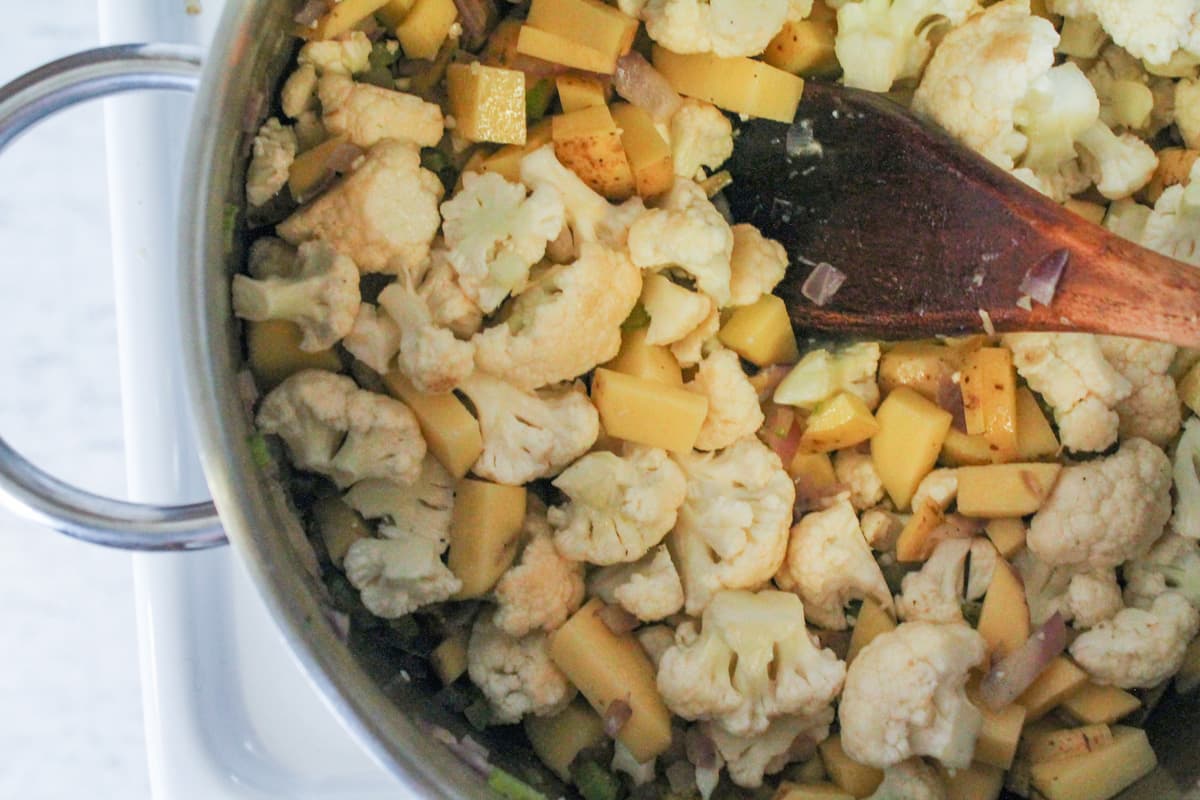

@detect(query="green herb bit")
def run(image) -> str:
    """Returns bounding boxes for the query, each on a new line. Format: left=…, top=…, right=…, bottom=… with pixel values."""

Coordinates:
left=488, top=767, right=548, bottom=800
left=526, top=78, right=554, bottom=122
left=247, top=432, right=271, bottom=468
left=573, top=760, right=621, bottom=800
left=222, top=203, right=240, bottom=255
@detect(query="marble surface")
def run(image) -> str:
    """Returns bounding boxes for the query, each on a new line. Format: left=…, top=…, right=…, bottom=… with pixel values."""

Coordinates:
left=0, top=2, right=150, bottom=797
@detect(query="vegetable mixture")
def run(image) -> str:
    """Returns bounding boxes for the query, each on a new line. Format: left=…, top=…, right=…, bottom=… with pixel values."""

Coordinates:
left=234, top=0, right=1200, bottom=798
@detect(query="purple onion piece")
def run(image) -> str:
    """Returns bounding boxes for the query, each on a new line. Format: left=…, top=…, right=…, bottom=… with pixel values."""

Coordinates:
left=452, top=0, right=499, bottom=51
left=603, top=699, right=634, bottom=738
left=614, top=51, right=682, bottom=122
left=293, top=0, right=330, bottom=26
left=1018, top=248, right=1070, bottom=307
left=978, top=612, right=1067, bottom=710
left=599, top=604, right=639, bottom=635
left=800, top=261, right=847, bottom=307
left=684, top=726, right=718, bottom=771
left=423, top=721, right=493, bottom=776
left=242, top=90, right=268, bottom=133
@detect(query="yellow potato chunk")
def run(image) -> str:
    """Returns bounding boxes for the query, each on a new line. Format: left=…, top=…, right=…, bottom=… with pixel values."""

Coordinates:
left=818, top=735, right=883, bottom=798
left=968, top=679, right=1027, bottom=769
left=395, top=0, right=457, bottom=59
left=940, top=429, right=998, bottom=467
left=1059, top=684, right=1140, bottom=726
left=547, top=599, right=673, bottom=762
left=604, top=326, right=684, bottom=386
left=956, top=463, right=1062, bottom=518
left=1016, top=387, right=1061, bottom=460
left=878, top=341, right=962, bottom=401
left=1030, top=726, right=1155, bottom=800
left=526, top=0, right=638, bottom=68
left=288, top=135, right=352, bottom=202
left=845, top=596, right=896, bottom=664
left=978, top=557, right=1030, bottom=659
left=961, top=347, right=1018, bottom=462
left=523, top=698, right=607, bottom=782
left=789, top=450, right=837, bottom=484
left=552, top=104, right=635, bottom=199
left=517, top=25, right=615, bottom=74
left=447, top=479, right=527, bottom=599
left=590, top=367, right=708, bottom=453
left=1064, top=199, right=1107, bottom=225
left=377, top=0, right=416, bottom=28
left=985, top=517, right=1027, bottom=559
left=430, top=630, right=469, bottom=685
left=718, top=294, right=800, bottom=367
left=556, top=74, right=607, bottom=112
left=775, top=783, right=855, bottom=800
left=309, top=0, right=390, bottom=39
left=478, top=118, right=553, bottom=182
left=1017, top=657, right=1089, bottom=721
left=798, top=392, right=880, bottom=453
left=894, top=500, right=945, bottom=563
left=652, top=46, right=805, bottom=123
left=1025, top=724, right=1114, bottom=764
left=611, top=102, right=675, bottom=198
left=382, top=371, right=483, bottom=479
left=446, top=62, right=526, bottom=145
left=246, top=320, right=342, bottom=390
left=871, top=387, right=953, bottom=510
left=310, top=495, right=370, bottom=567
left=763, top=14, right=839, bottom=77
left=942, top=763, right=1004, bottom=800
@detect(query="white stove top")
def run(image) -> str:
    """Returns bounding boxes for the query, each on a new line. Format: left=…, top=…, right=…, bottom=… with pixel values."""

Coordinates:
left=99, top=1, right=407, bottom=796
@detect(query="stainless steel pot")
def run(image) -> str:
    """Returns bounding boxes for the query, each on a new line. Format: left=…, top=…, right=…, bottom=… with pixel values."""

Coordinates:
left=3, top=2, right=1200, bottom=797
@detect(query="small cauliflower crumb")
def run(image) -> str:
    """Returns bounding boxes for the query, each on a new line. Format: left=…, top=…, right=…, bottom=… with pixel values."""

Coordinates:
left=246, top=118, right=297, bottom=207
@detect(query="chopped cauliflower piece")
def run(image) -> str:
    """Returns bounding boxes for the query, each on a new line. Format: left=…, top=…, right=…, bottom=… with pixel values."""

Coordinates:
left=705, top=709, right=834, bottom=789
left=671, top=437, right=796, bottom=614
left=670, top=99, right=735, bottom=180
left=838, top=621, right=987, bottom=769
left=686, top=347, right=765, bottom=451
left=1124, top=532, right=1200, bottom=611
left=418, top=247, right=484, bottom=338
left=657, top=589, right=846, bottom=736
left=1096, top=336, right=1180, bottom=446
left=1014, top=550, right=1119, bottom=628
left=1075, top=119, right=1158, bottom=199
left=588, top=545, right=686, bottom=621
left=318, top=74, right=444, bottom=149
left=281, top=64, right=318, bottom=119
left=246, top=118, right=297, bottom=207
left=343, top=302, right=401, bottom=374
left=520, top=145, right=645, bottom=250
left=1070, top=592, right=1200, bottom=688
left=833, top=449, right=885, bottom=511
left=1052, top=0, right=1200, bottom=68
left=297, top=30, right=372, bottom=75
left=467, top=612, right=576, bottom=723
left=896, top=538, right=994, bottom=624
left=911, top=468, right=958, bottom=512
left=640, top=0, right=793, bottom=58
left=728, top=224, right=788, bottom=307
left=344, top=455, right=455, bottom=549
left=773, top=343, right=882, bottom=411
left=378, top=276, right=474, bottom=394
left=1176, top=78, right=1200, bottom=149
left=1065, top=569, right=1124, bottom=630
left=643, top=276, right=714, bottom=347
left=866, top=759, right=948, bottom=800
left=671, top=307, right=722, bottom=367
left=1086, top=45, right=1175, bottom=135
left=494, top=504, right=586, bottom=637
left=457, top=372, right=600, bottom=486
left=344, top=534, right=461, bottom=617
left=1141, top=183, right=1200, bottom=267
left=551, top=446, right=687, bottom=565
left=861, top=508, right=903, bottom=551
left=1174, top=418, right=1200, bottom=540
left=1014, top=62, right=1099, bottom=200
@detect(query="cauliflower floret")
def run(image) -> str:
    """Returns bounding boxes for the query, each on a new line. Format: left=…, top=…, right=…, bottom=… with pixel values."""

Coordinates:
left=317, top=73, right=443, bottom=149
left=467, top=612, right=575, bottom=723
left=1174, top=418, right=1200, bottom=539
left=418, top=247, right=484, bottom=338
left=281, top=64, right=318, bottom=119
left=1028, top=438, right=1172, bottom=570
left=657, top=589, right=846, bottom=736
left=833, top=449, right=885, bottom=511
left=343, top=455, right=454, bottom=548
left=1124, top=532, right=1200, bottom=611
left=344, top=534, right=461, bottom=617
left=1065, top=569, right=1124, bottom=629
left=776, top=498, right=894, bottom=630
left=686, top=347, right=765, bottom=451
left=728, top=224, right=788, bottom=307
left=440, top=171, right=566, bottom=313
left=637, top=624, right=677, bottom=667
left=671, top=437, right=796, bottom=614
left=670, top=99, right=735, bottom=179
left=1070, top=592, right=1200, bottom=688
left=867, top=759, right=948, bottom=800
left=232, top=239, right=359, bottom=352
left=671, top=306, right=722, bottom=367
left=246, top=118, right=298, bottom=207
left=588, top=544, right=685, bottom=621
left=343, top=303, right=401, bottom=374
left=493, top=506, right=586, bottom=636
left=278, top=139, right=443, bottom=274
left=1096, top=336, right=1180, bottom=446
left=773, top=343, right=882, bottom=411
left=640, top=0, right=792, bottom=58
left=378, top=275, right=474, bottom=394
left=1176, top=78, right=1200, bottom=148
left=1141, top=183, right=1200, bottom=266
left=835, top=0, right=980, bottom=93
left=1014, top=62, right=1100, bottom=200
left=628, top=179, right=735, bottom=307
left=861, top=508, right=903, bottom=551
left=551, top=446, right=687, bottom=565
left=1075, top=119, right=1158, bottom=199
left=911, top=468, right=958, bottom=512
left=1002, top=332, right=1132, bottom=452
left=472, top=242, right=642, bottom=391
left=1014, top=550, right=1120, bottom=628
left=256, top=369, right=425, bottom=487
left=1086, top=45, right=1175, bottom=136
left=705, top=709, right=834, bottom=789
left=897, top=538, right=997, bottom=624
left=1054, top=0, right=1200, bottom=68
left=519, top=145, right=645, bottom=250
left=457, top=372, right=599, bottom=486
left=297, top=30, right=372, bottom=75
left=642, top=276, right=714, bottom=347
left=838, top=621, right=987, bottom=769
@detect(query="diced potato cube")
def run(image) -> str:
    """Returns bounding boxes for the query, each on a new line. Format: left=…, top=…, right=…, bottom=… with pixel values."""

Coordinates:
left=1064, top=199, right=1107, bottom=225
left=552, top=104, right=635, bottom=199
left=478, top=118, right=553, bottom=182
left=985, top=517, right=1026, bottom=558
left=382, top=371, right=483, bottom=479
left=590, top=368, right=708, bottom=453
left=763, top=15, right=839, bottom=77
left=894, top=500, right=945, bottom=563
left=652, top=46, right=805, bottom=123
left=246, top=320, right=343, bottom=389
left=878, top=342, right=961, bottom=402
left=940, top=429, right=998, bottom=467
left=845, top=596, right=895, bottom=664
left=1025, top=724, right=1114, bottom=764
left=956, top=463, right=1062, bottom=518
left=966, top=678, right=1027, bottom=770
left=942, top=763, right=1004, bottom=800
left=395, top=0, right=457, bottom=59
left=310, top=495, right=370, bottom=567
left=430, top=630, right=469, bottom=685
left=1017, top=657, right=1089, bottom=721
left=604, top=325, right=683, bottom=386
left=611, top=102, right=675, bottom=198
left=526, top=0, right=638, bottom=67
left=775, top=783, right=855, bottom=800
left=1178, top=359, right=1200, bottom=416
left=1016, top=387, right=1060, bottom=460
left=556, top=74, right=607, bottom=112
left=790, top=451, right=840, bottom=507
left=446, top=62, right=526, bottom=145
left=288, top=135, right=352, bottom=202
left=517, top=25, right=615, bottom=74
left=377, top=0, right=416, bottom=28
left=1170, top=347, right=1200, bottom=381
left=523, top=698, right=607, bottom=781
left=977, top=557, right=1030, bottom=659
left=1059, top=684, right=1140, bottom=726
left=1030, top=726, right=1155, bottom=800
left=718, top=294, right=800, bottom=367
left=871, top=387, right=953, bottom=510
left=798, top=392, right=880, bottom=453
left=961, top=347, right=1018, bottom=461
left=447, top=479, right=527, bottom=599
left=548, top=599, right=673, bottom=762
left=309, top=0, right=390, bottom=39
left=818, top=735, right=883, bottom=798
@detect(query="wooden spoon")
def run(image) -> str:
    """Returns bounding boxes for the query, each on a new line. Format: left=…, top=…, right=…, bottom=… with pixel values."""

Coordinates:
left=725, top=81, right=1200, bottom=347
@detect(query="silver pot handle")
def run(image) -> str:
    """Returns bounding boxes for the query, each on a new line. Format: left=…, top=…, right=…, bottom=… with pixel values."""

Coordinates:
left=0, top=44, right=225, bottom=551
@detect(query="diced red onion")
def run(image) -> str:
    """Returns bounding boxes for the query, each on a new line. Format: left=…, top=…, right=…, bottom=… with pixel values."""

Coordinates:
left=936, top=378, right=967, bottom=433
left=293, top=0, right=329, bottom=26
left=326, top=141, right=365, bottom=173
left=750, top=365, right=793, bottom=402
left=424, top=722, right=493, bottom=777
left=604, top=699, right=634, bottom=738
left=786, top=118, right=823, bottom=158
left=978, top=612, right=1067, bottom=710
left=815, top=630, right=852, bottom=661
left=242, top=90, right=267, bottom=133
left=614, top=51, right=682, bottom=122
left=801, top=262, right=846, bottom=307
left=1018, top=249, right=1069, bottom=307
left=599, top=604, right=639, bottom=635
left=684, top=727, right=719, bottom=771
left=929, top=514, right=983, bottom=545
left=452, top=0, right=499, bottom=50
left=323, top=607, right=351, bottom=643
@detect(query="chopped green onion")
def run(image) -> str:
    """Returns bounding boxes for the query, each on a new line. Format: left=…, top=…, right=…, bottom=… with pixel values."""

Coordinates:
left=247, top=432, right=271, bottom=468
left=360, top=66, right=395, bottom=89
left=488, top=767, right=548, bottom=800
left=526, top=78, right=554, bottom=122
left=621, top=304, right=650, bottom=331
left=421, top=148, right=451, bottom=173
left=573, top=760, right=621, bottom=800
left=368, top=40, right=399, bottom=71
left=222, top=203, right=240, bottom=255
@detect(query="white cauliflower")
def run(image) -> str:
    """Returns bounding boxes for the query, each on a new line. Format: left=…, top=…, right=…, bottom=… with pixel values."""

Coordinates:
left=1123, top=532, right=1200, bottom=611
left=1003, top=332, right=1132, bottom=453
left=297, top=30, right=372, bottom=75
left=686, top=347, right=765, bottom=451
left=1014, top=62, right=1100, bottom=200
left=344, top=455, right=455, bottom=548
left=833, top=450, right=885, bottom=510
left=344, top=534, right=461, bottom=617
left=670, top=99, right=734, bottom=180
left=628, top=179, right=735, bottom=307
left=1086, top=45, right=1175, bottom=136
left=671, top=306, right=722, bottom=367
left=440, top=172, right=566, bottom=313
left=588, top=545, right=686, bottom=621
left=1070, top=592, right=1200, bottom=688
left=642, top=273, right=714, bottom=347
left=417, top=246, right=484, bottom=338
left=520, top=145, right=645, bottom=250
left=1075, top=119, right=1158, bottom=199
left=670, top=437, right=796, bottom=614
left=836, top=0, right=980, bottom=93
left=861, top=508, right=903, bottom=551
left=1065, top=569, right=1124, bottom=629
left=472, top=243, right=641, bottom=391
left=911, top=468, right=958, bottom=512
left=1014, top=550, right=1120, bottom=628
left=773, top=343, right=882, bottom=411
left=838, top=621, right=987, bottom=769
left=343, top=303, right=401, bottom=374
left=1177, top=78, right=1200, bottom=148
left=318, top=73, right=443, bottom=149
left=456, top=372, right=599, bottom=486
left=1096, top=336, right=1181, bottom=446
left=867, top=759, right=948, bottom=800
left=1105, top=196, right=1154, bottom=242
left=637, top=624, right=677, bottom=668
left=657, top=589, right=846, bottom=736
left=640, top=0, right=793, bottom=58
left=280, top=64, right=318, bottom=119
left=1028, top=438, right=1172, bottom=570
left=1141, top=183, right=1200, bottom=267
left=728, top=224, right=788, bottom=307
left=246, top=118, right=297, bottom=207
left=467, top=612, right=575, bottom=723
left=776, top=498, right=893, bottom=630
left=1174, top=418, right=1200, bottom=540
left=1052, top=0, right=1200, bottom=68
left=232, top=240, right=359, bottom=352
left=255, top=369, right=425, bottom=488
left=897, top=538, right=997, bottom=624
left=278, top=139, right=443, bottom=275
left=378, top=276, right=474, bottom=394
left=493, top=504, right=586, bottom=636
left=704, top=709, right=834, bottom=789
left=551, top=446, right=687, bottom=565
